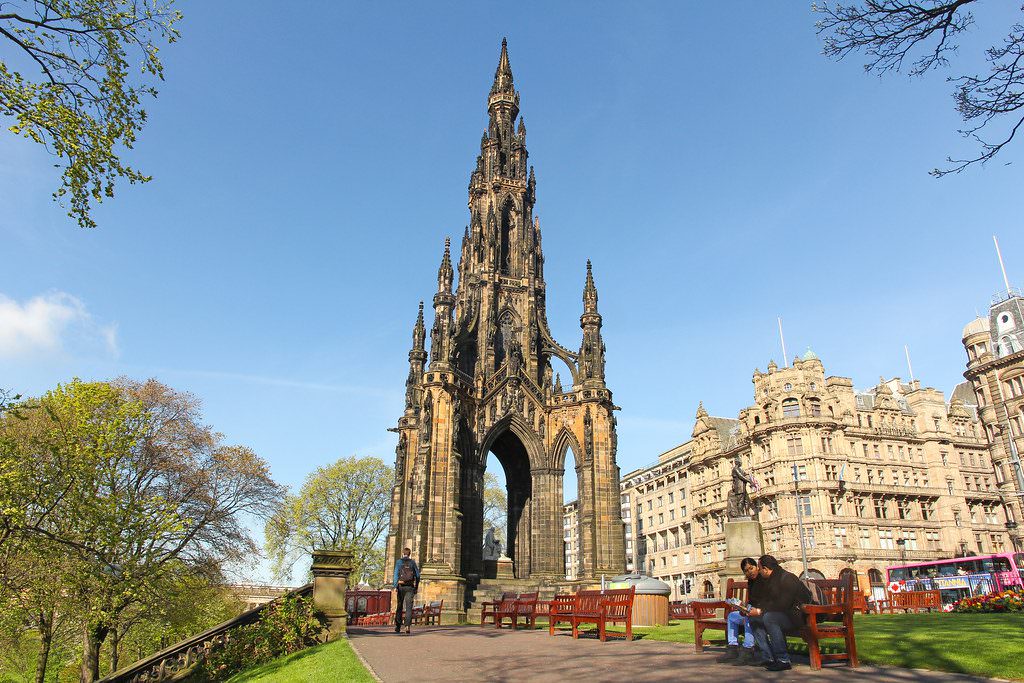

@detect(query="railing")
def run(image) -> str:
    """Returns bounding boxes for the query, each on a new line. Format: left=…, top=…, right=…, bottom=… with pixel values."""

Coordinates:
left=992, top=286, right=1023, bottom=305
left=99, top=584, right=313, bottom=682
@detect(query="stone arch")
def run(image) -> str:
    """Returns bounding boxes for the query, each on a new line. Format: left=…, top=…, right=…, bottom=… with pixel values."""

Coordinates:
left=551, top=426, right=584, bottom=471
left=479, top=412, right=547, bottom=471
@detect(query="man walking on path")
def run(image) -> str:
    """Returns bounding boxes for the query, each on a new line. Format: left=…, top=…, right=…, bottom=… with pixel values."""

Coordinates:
left=393, top=547, right=420, bottom=634
left=746, top=554, right=812, bottom=671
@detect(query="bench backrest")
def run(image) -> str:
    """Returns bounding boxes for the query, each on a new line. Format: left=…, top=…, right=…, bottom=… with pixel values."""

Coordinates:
left=576, top=589, right=605, bottom=613
left=725, top=579, right=749, bottom=603
left=515, top=592, right=539, bottom=614
left=891, top=590, right=940, bottom=608
left=497, top=593, right=518, bottom=610
left=550, top=594, right=576, bottom=614
left=808, top=576, right=855, bottom=614
left=601, top=586, right=635, bottom=619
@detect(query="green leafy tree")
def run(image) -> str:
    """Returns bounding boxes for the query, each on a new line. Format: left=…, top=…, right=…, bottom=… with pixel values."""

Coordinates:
left=814, top=1, right=1024, bottom=175
left=0, top=1, right=181, bottom=228
left=266, top=456, right=393, bottom=587
left=482, top=471, right=507, bottom=547
left=0, top=379, right=282, bottom=682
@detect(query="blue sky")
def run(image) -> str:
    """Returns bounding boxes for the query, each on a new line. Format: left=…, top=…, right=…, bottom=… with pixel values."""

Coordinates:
left=2, top=2, right=1022, bottom=575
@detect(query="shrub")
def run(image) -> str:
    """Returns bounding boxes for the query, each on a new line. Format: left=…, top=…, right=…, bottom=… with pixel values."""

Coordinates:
left=197, top=595, right=328, bottom=681
left=950, top=588, right=1024, bottom=614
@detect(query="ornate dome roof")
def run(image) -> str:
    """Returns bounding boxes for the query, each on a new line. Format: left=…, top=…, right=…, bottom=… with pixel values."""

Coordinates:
left=962, top=316, right=990, bottom=340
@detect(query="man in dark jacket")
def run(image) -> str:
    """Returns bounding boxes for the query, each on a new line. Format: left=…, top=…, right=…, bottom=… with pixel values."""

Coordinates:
left=745, top=555, right=812, bottom=671
left=393, top=547, right=420, bottom=634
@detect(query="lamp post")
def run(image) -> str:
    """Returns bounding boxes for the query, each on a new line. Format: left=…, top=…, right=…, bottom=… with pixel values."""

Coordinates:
left=792, top=464, right=810, bottom=580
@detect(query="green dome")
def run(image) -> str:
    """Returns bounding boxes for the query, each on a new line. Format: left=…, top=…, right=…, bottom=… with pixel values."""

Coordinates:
left=803, top=347, right=819, bottom=360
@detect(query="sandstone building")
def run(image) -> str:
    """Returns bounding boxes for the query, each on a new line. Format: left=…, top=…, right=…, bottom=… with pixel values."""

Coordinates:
left=585, top=353, right=1018, bottom=600
left=387, top=41, right=625, bottom=617
left=961, top=288, right=1024, bottom=552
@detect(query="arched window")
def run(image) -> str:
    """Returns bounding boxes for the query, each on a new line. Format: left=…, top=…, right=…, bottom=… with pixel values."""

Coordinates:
left=808, top=398, right=822, bottom=417
left=702, top=580, right=715, bottom=598
left=754, top=415, right=761, bottom=425
left=806, top=568, right=826, bottom=581
left=782, top=398, right=800, bottom=418
left=868, top=568, right=883, bottom=585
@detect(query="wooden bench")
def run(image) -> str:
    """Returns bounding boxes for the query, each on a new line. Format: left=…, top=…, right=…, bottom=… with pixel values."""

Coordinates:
left=416, top=600, right=443, bottom=625
left=669, top=601, right=696, bottom=621
left=851, top=590, right=871, bottom=615
left=693, top=579, right=747, bottom=652
left=795, top=576, right=859, bottom=670
left=549, top=587, right=636, bottom=642
left=876, top=590, right=941, bottom=613
left=495, top=592, right=539, bottom=629
left=692, top=576, right=859, bottom=670
left=480, top=591, right=516, bottom=626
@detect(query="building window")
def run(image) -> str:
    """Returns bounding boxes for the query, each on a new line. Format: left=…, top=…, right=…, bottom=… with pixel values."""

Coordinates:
left=796, top=464, right=808, bottom=480
left=829, top=495, right=844, bottom=515
left=926, top=531, right=940, bottom=550
left=769, top=529, right=782, bottom=551
left=920, top=501, right=934, bottom=520
left=873, top=498, right=888, bottom=519
left=803, top=528, right=816, bottom=548
left=879, top=529, right=895, bottom=549
left=854, top=497, right=865, bottom=517
left=825, top=464, right=838, bottom=480
left=859, top=529, right=871, bottom=549
left=787, top=434, right=804, bottom=456
left=834, top=527, right=847, bottom=548
left=809, top=399, right=822, bottom=417
left=798, top=495, right=812, bottom=516
left=782, top=399, right=800, bottom=418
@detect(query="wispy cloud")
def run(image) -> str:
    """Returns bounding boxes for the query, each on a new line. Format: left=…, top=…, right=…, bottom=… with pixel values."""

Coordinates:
left=146, top=366, right=401, bottom=401
left=0, top=291, right=118, bottom=359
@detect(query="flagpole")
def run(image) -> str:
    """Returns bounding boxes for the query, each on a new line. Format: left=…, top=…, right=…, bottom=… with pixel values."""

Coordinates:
left=778, top=317, right=788, bottom=367
left=994, top=235, right=1011, bottom=295
left=904, top=345, right=914, bottom=382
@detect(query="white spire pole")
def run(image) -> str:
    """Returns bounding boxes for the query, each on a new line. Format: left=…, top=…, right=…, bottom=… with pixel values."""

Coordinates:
left=904, top=345, right=915, bottom=381
left=994, top=235, right=1012, bottom=295
left=778, top=317, right=788, bottom=367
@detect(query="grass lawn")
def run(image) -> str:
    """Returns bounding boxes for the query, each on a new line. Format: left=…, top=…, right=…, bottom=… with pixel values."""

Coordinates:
left=557, top=613, right=1024, bottom=680
left=225, top=637, right=375, bottom=683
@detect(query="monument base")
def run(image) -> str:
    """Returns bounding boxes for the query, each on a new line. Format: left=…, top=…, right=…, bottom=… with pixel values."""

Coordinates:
left=496, top=556, right=515, bottom=580
left=718, top=519, right=764, bottom=594
left=416, top=567, right=467, bottom=624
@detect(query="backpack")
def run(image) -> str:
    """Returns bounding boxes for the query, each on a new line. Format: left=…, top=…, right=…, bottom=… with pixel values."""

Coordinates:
left=801, top=578, right=843, bottom=622
left=398, top=558, right=416, bottom=586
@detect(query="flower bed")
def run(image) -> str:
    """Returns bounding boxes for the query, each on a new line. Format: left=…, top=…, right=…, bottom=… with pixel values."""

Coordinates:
left=950, top=588, right=1024, bottom=613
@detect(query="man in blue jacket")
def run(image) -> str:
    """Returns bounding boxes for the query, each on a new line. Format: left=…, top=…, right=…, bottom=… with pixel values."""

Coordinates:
left=393, top=547, right=420, bottom=634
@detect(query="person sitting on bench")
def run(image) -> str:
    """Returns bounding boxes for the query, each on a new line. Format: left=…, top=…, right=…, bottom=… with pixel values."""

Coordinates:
left=746, top=554, right=812, bottom=671
left=716, top=557, right=763, bottom=665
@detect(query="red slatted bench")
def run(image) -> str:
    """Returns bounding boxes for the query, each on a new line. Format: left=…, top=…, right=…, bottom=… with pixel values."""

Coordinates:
left=548, top=587, right=636, bottom=642
left=480, top=591, right=516, bottom=626
left=495, top=592, right=539, bottom=629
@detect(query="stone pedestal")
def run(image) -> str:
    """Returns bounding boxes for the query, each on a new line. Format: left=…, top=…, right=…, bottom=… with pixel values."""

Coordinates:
left=496, top=555, right=515, bottom=580
left=311, top=549, right=354, bottom=640
left=718, top=519, right=763, bottom=594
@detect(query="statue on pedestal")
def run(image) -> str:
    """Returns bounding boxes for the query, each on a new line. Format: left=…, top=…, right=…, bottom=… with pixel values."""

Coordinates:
left=727, top=456, right=757, bottom=520
left=482, top=526, right=503, bottom=560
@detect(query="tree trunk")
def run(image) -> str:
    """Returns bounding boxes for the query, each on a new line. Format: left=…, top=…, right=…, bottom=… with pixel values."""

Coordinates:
left=80, top=623, right=109, bottom=683
left=109, top=626, right=120, bottom=674
left=35, top=609, right=53, bottom=683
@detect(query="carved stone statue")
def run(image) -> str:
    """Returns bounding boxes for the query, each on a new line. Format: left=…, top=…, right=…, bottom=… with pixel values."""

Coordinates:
left=727, top=456, right=757, bottom=519
left=483, top=526, right=503, bottom=560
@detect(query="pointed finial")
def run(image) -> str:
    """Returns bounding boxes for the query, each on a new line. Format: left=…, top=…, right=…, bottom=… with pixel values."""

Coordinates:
left=437, top=237, right=453, bottom=293
left=491, top=37, right=515, bottom=94
left=412, top=301, right=426, bottom=351
left=517, top=117, right=526, bottom=136
left=582, top=259, right=598, bottom=313
left=696, top=401, right=708, bottom=419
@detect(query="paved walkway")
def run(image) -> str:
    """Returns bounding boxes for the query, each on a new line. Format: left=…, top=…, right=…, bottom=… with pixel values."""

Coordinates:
left=347, top=626, right=1003, bottom=682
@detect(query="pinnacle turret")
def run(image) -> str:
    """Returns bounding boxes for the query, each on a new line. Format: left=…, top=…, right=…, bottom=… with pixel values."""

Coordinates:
left=583, top=259, right=598, bottom=314
left=491, top=37, right=515, bottom=95
left=437, top=236, right=453, bottom=294
left=412, top=301, right=425, bottom=352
